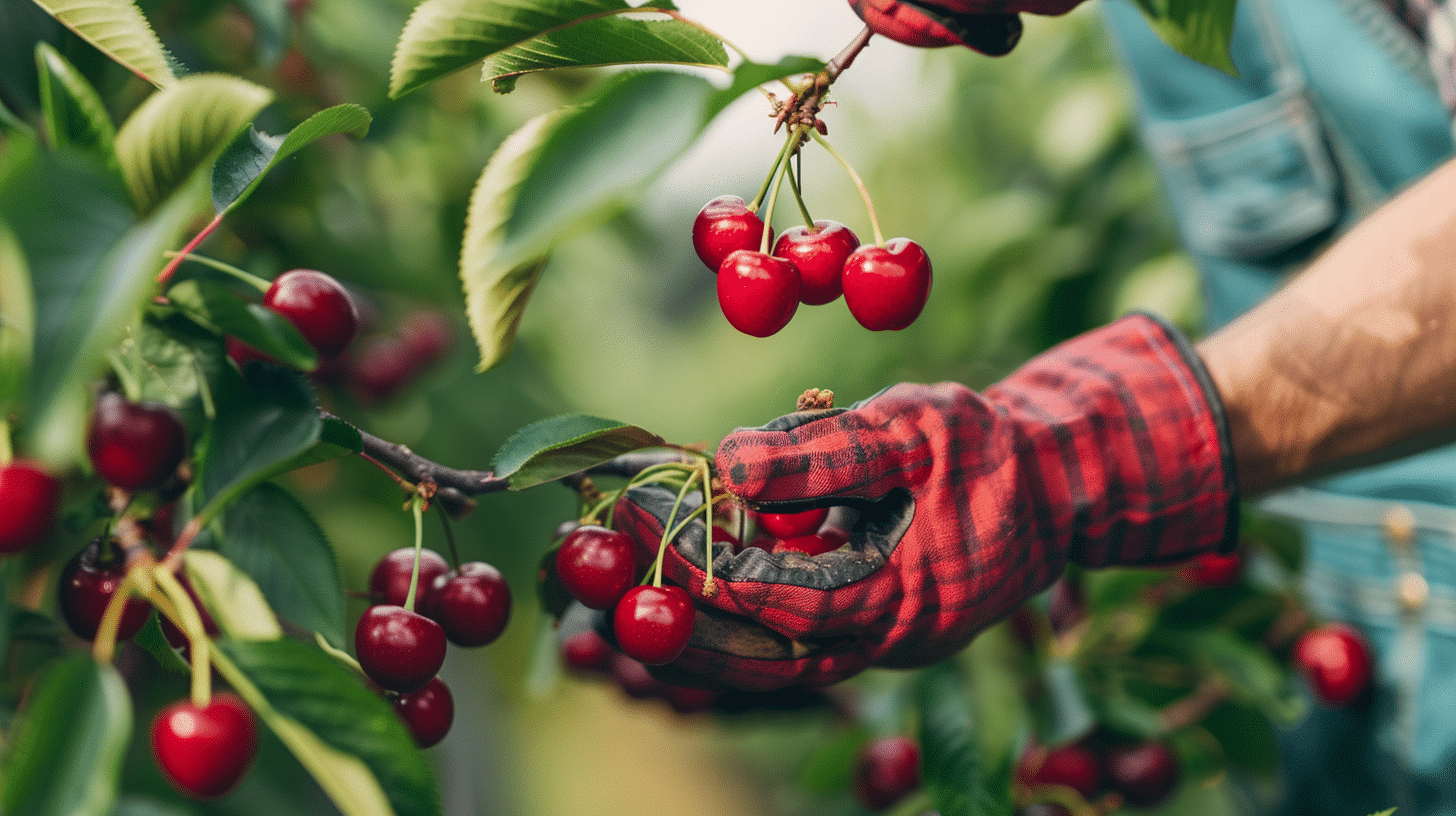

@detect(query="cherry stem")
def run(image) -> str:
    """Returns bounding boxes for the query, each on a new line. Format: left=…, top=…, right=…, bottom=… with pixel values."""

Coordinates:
left=91, top=572, right=140, bottom=665
left=650, top=474, right=698, bottom=588
left=751, top=129, right=801, bottom=212
left=155, top=566, right=213, bottom=707
left=1158, top=676, right=1228, bottom=734
left=759, top=130, right=805, bottom=254
left=402, top=493, right=426, bottom=612
left=314, top=631, right=364, bottom=675
left=156, top=212, right=225, bottom=287
left=0, top=419, right=11, bottom=464
left=809, top=129, right=884, bottom=246
left=435, top=502, right=461, bottom=569
left=162, top=251, right=272, bottom=293
left=700, top=462, right=716, bottom=595
left=786, top=157, right=816, bottom=229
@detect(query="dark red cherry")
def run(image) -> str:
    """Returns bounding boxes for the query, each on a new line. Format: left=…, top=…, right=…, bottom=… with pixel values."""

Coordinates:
left=86, top=392, right=187, bottom=490
left=263, top=269, right=359, bottom=359
left=1179, top=549, right=1243, bottom=587
left=612, top=585, right=694, bottom=665
left=151, top=692, right=257, bottom=799
left=1293, top=623, right=1373, bottom=706
left=692, top=195, right=771, bottom=272
left=555, top=525, right=637, bottom=611
left=841, top=237, right=932, bottom=331
left=561, top=629, right=615, bottom=674
left=59, top=538, right=150, bottom=641
left=348, top=334, right=416, bottom=405
left=369, top=547, right=450, bottom=609
left=0, top=459, right=61, bottom=554
left=716, top=250, right=800, bottom=338
left=1103, top=741, right=1179, bottom=807
left=399, top=309, right=454, bottom=364
left=772, top=220, right=859, bottom=305
left=773, top=533, right=840, bottom=556
left=854, top=735, right=922, bottom=811
left=610, top=652, right=670, bottom=700
left=1016, top=742, right=1101, bottom=799
left=394, top=675, right=454, bottom=748
left=354, top=604, right=447, bottom=693
left=427, top=561, right=511, bottom=647
left=663, top=682, right=720, bottom=714
left=755, top=507, right=828, bottom=539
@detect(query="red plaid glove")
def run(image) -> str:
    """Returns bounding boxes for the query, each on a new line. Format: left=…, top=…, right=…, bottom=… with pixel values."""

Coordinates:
left=847, top=0, right=1085, bottom=54
left=614, top=314, right=1237, bottom=690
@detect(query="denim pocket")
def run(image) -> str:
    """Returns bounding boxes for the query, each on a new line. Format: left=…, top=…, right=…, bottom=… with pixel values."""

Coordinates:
left=1144, top=84, right=1340, bottom=260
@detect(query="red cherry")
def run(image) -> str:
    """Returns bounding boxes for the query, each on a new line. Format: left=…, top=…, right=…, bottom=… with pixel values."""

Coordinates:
left=772, top=220, right=859, bottom=305
left=394, top=676, right=454, bottom=748
left=151, top=693, right=257, bottom=799
left=610, top=652, right=670, bottom=700
left=0, top=460, right=61, bottom=554
left=555, top=525, right=637, bottom=611
left=853, top=736, right=922, bottom=811
left=1179, top=549, right=1243, bottom=587
left=691, top=195, right=771, bottom=272
left=755, top=507, right=829, bottom=539
left=263, top=269, right=359, bottom=359
left=841, top=237, right=932, bottom=331
left=369, top=547, right=450, bottom=609
left=663, top=682, right=720, bottom=714
left=354, top=605, right=447, bottom=693
left=773, top=533, right=841, bottom=556
left=399, top=309, right=455, bottom=363
left=1016, top=742, right=1101, bottom=799
left=348, top=334, right=416, bottom=405
left=716, top=250, right=800, bottom=338
left=86, top=392, right=187, bottom=490
left=427, top=561, right=511, bottom=647
left=612, top=585, right=694, bottom=665
left=59, top=538, right=150, bottom=641
left=561, top=629, right=615, bottom=674
left=1103, top=741, right=1179, bottom=807
left=1293, top=623, right=1373, bottom=706
left=708, top=525, right=741, bottom=554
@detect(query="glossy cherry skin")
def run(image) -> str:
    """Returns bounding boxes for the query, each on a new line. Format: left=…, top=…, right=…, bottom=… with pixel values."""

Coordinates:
left=612, top=585, right=694, bottom=665
left=555, top=525, right=637, bottom=611
left=854, top=736, right=922, bottom=811
left=841, top=237, right=932, bottom=331
left=1293, top=623, right=1373, bottom=705
left=772, top=220, right=859, bottom=305
left=0, top=460, right=61, bottom=554
left=394, top=675, right=454, bottom=748
left=369, top=547, right=450, bottom=609
left=692, top=195, right=771, bottom=272
left=151, top=693, right=257, bottom=799
left=59, top=538, right=150, bottom=641
left=1179, top=549, right=1243, bottom=587
left=263, top=269, right=359, bottom=359
left=716, top=250, right=800, bottom=338
left=755, top=507, right=828, bottom=539
left=773, top=533, right=841, bottom=556
left=355, top=605, right=447, bottom=693
left=1016, top=742, right=1101, bottom=799
left=427, top=561, right=511, bottom=647
left=86, top=392, right=187, bottom=490
left=561, top=629, right=615, bottom=674
left=1103, top=741, right=1179, bottom=807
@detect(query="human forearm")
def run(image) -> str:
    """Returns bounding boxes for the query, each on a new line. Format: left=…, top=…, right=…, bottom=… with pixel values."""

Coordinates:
left=1197, top=156, right=1456, bottom=495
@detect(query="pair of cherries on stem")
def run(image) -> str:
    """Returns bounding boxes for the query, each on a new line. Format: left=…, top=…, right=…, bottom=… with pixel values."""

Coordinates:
left=693, top=195, right=932, bottom=337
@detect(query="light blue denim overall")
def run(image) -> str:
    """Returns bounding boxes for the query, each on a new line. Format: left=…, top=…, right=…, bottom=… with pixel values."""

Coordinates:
left=1103, top=0, right=1456, bottom=812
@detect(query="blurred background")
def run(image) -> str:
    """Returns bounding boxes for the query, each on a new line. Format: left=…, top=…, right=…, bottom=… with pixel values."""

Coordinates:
left=0, top=0, right=1202, bottom=813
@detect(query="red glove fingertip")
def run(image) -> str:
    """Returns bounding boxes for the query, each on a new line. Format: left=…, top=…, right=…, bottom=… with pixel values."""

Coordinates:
left=848, top=0, right=1023, bottom=55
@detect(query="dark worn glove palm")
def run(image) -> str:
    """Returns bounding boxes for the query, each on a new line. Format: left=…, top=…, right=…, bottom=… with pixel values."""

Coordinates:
left=613, top=314, right=1237, bottom=691
left=847, top=0, right=1085, bottom=54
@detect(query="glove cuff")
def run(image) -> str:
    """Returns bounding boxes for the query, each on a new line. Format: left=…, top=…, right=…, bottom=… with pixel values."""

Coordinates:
left=988, top=313, right=1239, bottom=568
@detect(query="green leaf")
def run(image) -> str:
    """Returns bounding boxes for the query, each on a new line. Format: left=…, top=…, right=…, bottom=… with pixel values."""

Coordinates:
left=1130, top=0, right=1237, bottom=74
left=218, top=638, right=442, bottom=816
left=132, top=612, right=192, bottom=673
left=707, top=55, right=825, bottom=118
left=0, top=657, right=132, bottom=816
left=184, top=549, right=284, bottom=640
left=481, top=16, right=726, bottom=87
left=211, top=103, right=371, bottom=215
left=461, top=70, right=712, bottom=369
left=1187, top=630, right=1305, bottom=724
left=1242, top=509, right=1304, bottom=573
left=1032, top=657, right=1096, bottom=746
left=108, top=311, right=228, bottom=433
left=0, top=219, right=32, bottom=417
left=1200, top=700, right=1280, bottom=776
left=114, top=73, right=273, bottom=213
left=0, top=140, right=198, bottom=467
left=914, top=663, right=1013, bottom=816
left=197, top=364, right=322, bottom=512
left=211, top=483, right=347, bottom=645
left=34, top=42, right=118, bottom=168
left=30, top=0, right=176, bottom=88
left=389, top=0, right=673, bottom=98
left=491, top=413, right=666, bottom=489
left=165, top=277, right=318, bottom=371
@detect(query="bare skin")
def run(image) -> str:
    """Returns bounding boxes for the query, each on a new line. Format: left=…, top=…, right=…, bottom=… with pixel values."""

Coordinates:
left=1198, top=156, right=1456, bottom=496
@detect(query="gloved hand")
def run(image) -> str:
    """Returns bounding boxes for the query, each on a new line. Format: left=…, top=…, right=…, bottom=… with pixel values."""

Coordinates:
left=847, top=0, right=1084, bottom=54
left=612, top=313, right=1237, bottom=691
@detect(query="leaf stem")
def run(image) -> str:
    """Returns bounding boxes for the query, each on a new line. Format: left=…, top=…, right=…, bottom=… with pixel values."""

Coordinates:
left=162, top=251, right=272, bottom=292
left=810, top=129, right=883, bottom=245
